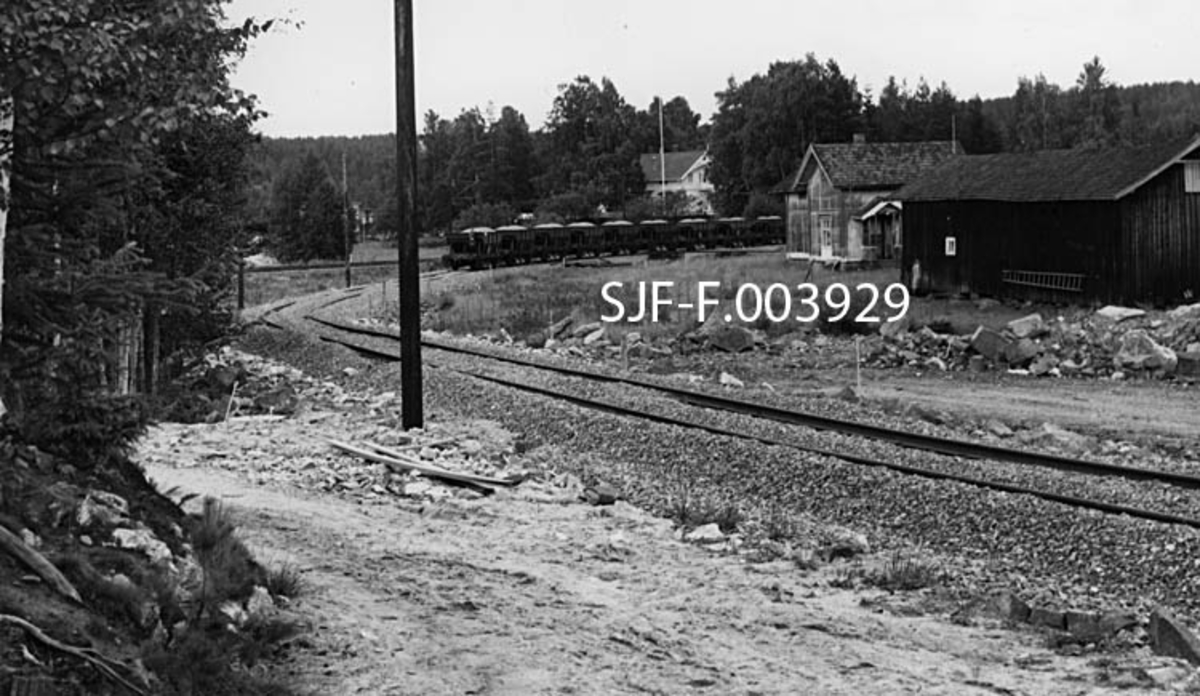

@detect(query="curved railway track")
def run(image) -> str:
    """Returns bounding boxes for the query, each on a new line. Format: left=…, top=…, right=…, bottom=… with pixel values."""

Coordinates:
left=267, top=312, right=1200, bottom=530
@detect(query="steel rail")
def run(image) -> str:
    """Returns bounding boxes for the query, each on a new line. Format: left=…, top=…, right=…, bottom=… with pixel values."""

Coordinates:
left=310, top=330, right=1200, bottom=531
left=303, top=314, right=1200, bottom=491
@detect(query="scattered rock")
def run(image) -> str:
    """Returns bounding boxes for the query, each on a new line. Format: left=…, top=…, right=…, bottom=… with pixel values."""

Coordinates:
left=985, top=420, right=1014, bottom=438
left=547, top=316, right=574, bottom=339
left=253, top=385, right=299, bottom=415
left=1168, top=302, right=1200, bottom=320
left=1028, top=607, right=1066, bottom=630
left=1029, top=354, right=1059, bottom=377
left=1114, top=330, right=1177, bottom=373
left=708, top=325, right=756, bottom=353
left=77, top=490, right=130, bottom=528
left=825, top=529, right=870, bottom=559
left=1004, top=338, right=1040, bottom=366
left=1143, top=665, right=1194, bottom=689
left=970, top=327, right=1012, bottom=362
left=924, top=356, right=947, bottom=371
left=684, top=523, right=725, bottom=544
left=1096, top=305, right=1146, bottom=322
left=571, top=321, right=602, bottom=338
left=1150, top=606, right=1200, bottom=665
left=246, top=585, right=275, bottom=619
left=582, top=482, right=619, bottom=506
left=525, top=331, right=548, bottom=349
left=833, top=385, right=861, bottom=403
left=219, top=600, right=249, bottom=627
left=583, top=327, right=607, bottom=345
left=719, top=372, right=744, bottom=388
left=1017, top=423, right=1093, bottom=451
left=110, top=527, right=173, bottom=564
left=992, top=590, right=1031, bottom=623
left=879, top=314, right=913, bottom=339
left=1177, top=352, right=1200, bottom=378
left=967, top=355, right=988, bottom=373
left=1007, top=313, right=1046, bottom=338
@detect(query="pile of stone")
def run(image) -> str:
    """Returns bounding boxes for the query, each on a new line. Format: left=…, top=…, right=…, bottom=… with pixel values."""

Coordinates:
left=163, top=346, right=353, bottom=423
left=871, top=302, right=1200, bottom=379
left=514, top=317, right=675, bottom=360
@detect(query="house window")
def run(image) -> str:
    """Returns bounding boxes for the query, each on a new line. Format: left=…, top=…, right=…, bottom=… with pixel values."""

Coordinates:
left=1186, top=162, right=1200, bottom=193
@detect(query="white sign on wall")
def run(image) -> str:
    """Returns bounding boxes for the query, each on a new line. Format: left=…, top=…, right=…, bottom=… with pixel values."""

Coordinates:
left=945, top=236, right=957, bottom=257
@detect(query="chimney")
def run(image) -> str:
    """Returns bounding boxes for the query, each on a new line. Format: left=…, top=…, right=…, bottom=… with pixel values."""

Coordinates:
left=852, top=133, right=867, bottom=144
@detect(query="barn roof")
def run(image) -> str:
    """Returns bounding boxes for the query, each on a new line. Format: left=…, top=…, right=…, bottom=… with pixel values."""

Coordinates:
left=896, top=136, right=1200, bottom=202
left=786, top=141, right=961, bottom=192
left=640, top=149, right=707, bottom=184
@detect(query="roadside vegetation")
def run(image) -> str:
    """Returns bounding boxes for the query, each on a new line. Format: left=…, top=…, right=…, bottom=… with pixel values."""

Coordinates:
left=0, top=2, right=309, bottom=693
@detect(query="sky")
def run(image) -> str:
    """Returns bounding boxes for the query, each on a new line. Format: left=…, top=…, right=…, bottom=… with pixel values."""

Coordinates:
left=225, top=0, right=1200, bottom=138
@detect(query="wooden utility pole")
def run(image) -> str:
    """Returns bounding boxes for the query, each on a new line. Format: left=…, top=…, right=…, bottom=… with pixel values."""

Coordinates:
left=394, top=0, right=423, bottom=428
left=342, top=150, right=351, bottom=287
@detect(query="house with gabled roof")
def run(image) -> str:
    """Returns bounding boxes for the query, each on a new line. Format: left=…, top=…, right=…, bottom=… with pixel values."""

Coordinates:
left=895, top=135, right=1200, bottom=303
left=639, top=149, right=714, bottom=215
left=779, top=137, right=961, bottom=262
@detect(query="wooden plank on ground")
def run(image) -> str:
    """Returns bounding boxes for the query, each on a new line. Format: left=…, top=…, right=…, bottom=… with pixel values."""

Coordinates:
left=327, top=440, right=517, bottom=489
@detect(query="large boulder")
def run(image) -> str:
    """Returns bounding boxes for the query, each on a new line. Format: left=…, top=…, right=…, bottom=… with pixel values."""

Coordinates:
left=571, top=321, right=602, bottom=338
left=547, top=316, right=574, bottom=339
left=1096, top=305, right=1146, bottom=322
left=1150, top=606, right=1200, bottom=665
left=1114, top=329, right=1177, bottom=373
left=1006, top=313, right=1047, bottom=339
left=970, top=327, right=1013, bottom=362
left=1178, top=352, right=1200, bottom=378
left=77, top=490, right=131, bottom=529
left=1003, top=338, right=1041, bottom=366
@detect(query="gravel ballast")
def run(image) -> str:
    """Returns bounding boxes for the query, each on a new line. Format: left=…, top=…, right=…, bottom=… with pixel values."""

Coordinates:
left=239, top=325, right=1200, bottom=625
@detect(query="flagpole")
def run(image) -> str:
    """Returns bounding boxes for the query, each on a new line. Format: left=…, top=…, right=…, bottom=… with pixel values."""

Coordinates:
left=658, top=97, right=666, bottom=215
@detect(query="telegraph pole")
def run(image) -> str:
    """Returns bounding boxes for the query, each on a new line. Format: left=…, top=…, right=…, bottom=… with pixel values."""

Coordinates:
left=342, top=150, right=351, bottom=287
left=394, top=0, right=423, bottom=428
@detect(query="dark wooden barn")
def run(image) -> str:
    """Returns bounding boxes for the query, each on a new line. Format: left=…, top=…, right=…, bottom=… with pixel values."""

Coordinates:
left=895, top=136, right=1200, bottom=304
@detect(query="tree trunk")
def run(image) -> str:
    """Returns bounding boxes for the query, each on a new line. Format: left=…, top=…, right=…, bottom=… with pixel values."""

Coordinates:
left=142, top=301, right=159, bottom=394
left=1, top=94, right=13, bottom=417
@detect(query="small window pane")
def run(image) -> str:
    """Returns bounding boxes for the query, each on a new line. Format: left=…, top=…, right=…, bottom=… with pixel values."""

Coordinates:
left=1185, top=162, right=1200, bottom=193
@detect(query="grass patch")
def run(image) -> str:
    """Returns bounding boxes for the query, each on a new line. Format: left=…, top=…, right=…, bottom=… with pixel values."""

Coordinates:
left=263, top=563, right=305, bottom=599
left=189, top=498, right=263, bottom=620
left=421, top=255, right=901, bottom=342
left=864, top=551, right=943, bottom=591
left=667, top=492, right=745, bottom=534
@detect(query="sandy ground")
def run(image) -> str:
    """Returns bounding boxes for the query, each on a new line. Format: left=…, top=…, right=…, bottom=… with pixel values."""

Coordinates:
left=197, top=285, right=1200, bottom=694
left=863, top=376, right=1200, bottom=443
left=139, top=411, right=1181, bottom=696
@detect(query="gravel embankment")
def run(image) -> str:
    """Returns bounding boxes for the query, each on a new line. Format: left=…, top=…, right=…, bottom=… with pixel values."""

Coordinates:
left=239, top=325, right=1200, bottom=624
left=421, top=346, right=1200, bottom=522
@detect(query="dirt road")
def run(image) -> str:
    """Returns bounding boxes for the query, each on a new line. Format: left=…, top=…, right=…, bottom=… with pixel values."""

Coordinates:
left=140, top=414, right=1169, bottom=695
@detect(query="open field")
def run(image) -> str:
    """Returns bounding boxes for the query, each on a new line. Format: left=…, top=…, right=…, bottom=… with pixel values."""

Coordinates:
left=424, top=254, right=904, bottom=340
left=420, top=253, right=1108, bottom=342
left=240, top=240, right=448, bottom=307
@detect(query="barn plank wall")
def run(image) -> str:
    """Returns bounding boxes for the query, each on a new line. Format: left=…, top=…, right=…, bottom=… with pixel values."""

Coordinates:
left=1120, top=166, right=1200, bottom=303
left=903, top=200, right=1122, bottom=302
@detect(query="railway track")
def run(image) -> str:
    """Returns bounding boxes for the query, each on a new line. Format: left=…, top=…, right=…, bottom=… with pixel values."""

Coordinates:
left=288, top=313, right=1200, bottom=531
